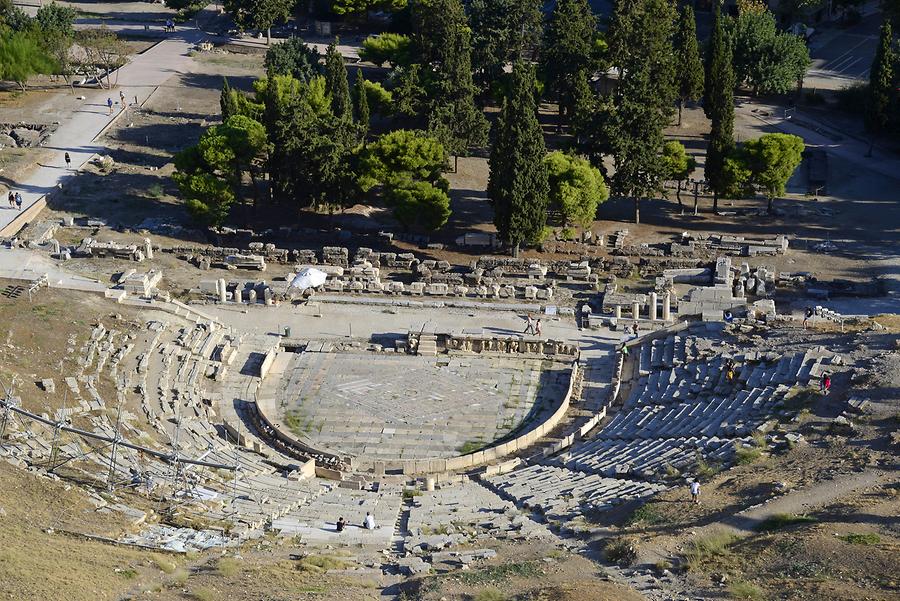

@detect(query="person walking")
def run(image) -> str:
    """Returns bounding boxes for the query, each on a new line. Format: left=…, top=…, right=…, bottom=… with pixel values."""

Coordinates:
left=7, top=191, right=14, bottom=208
left=803, top=306, right=814, bottom=329
left=523, top=314, right=535, bottom=335
left=64, top=152, right=71, bottom=169
left=821, top=373, right=831, bottom=395
left=535, top=319, right=542, bottom=337
left=690, top=480, right=701, bottom=505
left=107, top=97, right=113, bottom=115
left=119, top=90, right=126, bottom=110
left=14, top=192, right=22, bottom=211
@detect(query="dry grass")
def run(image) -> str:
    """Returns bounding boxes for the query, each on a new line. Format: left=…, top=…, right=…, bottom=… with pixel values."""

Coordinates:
left=217, top=556, right=241, bottom=578
left=682, top=532, right=737, bottom=572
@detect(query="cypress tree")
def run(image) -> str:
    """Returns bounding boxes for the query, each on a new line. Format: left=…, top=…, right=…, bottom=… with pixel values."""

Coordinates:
left=674, top=5, right=704, bottom=126
left=866, top=20, right=896, bottom=152
left=606, top=0, right=677, bottom=224
left=542, top=0, right=597, bottom=129
left=220, top=77, right=239, bottom=120
left=354, top=69, right=370, bottom=141
left=324, top=38, right=352, bottom=120
left=488, top=61, right=549, bottom=255
left=704, top=4, right=735, bottom=215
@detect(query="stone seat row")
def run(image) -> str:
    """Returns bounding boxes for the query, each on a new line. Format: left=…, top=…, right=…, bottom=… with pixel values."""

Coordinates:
left=599, top=385, right=785, bottom=440
left=557, top=435, right=739, bottom=479
left=485, top=464, right=667, bottom=520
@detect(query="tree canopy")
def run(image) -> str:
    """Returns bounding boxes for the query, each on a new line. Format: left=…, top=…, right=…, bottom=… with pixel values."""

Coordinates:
left=324, top=39, right=352, bottom=120
left=0, top=30, right=56, bottom=90
left=733, top=133, right=804, bottom=213
left=488, top=61, right=549, bottom=252
left=545, top=151, right=608, bottom=228
left=866, top=20, right=896, bottom=138
left=704, top=5, right=736, bottom=214
left=330, top=0, right=406, bottom=16
left=542, top=0, right=598, bottom=128
left=467, top=0, right=543, bottom=98
left=224, top=0, right=294, bottom=44
left=673, top=4, right=703, bottom=126
left=359, top=33, right=411, bottom=67
left=264, top=38, right=320, bottom=82
left=606, top=0, right=676, bottom=223
left=729, top=0, right=810, bottom=95
left=357, top=129, right=451, bottom=230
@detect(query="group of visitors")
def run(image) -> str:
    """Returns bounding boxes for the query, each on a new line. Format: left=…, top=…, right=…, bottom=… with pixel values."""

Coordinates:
left=335, top=512, right=376, bottom=533
left=6, top=191, right=22, bottom=210
left=164, top=18, right=175, bottom=32
left=523, top=314, right=543, bottom=336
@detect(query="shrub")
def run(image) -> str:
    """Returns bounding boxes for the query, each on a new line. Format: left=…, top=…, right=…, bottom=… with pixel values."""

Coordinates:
left=682, top=532, right=736, bottom=571
left=192, top=588, right=216, bottom=601
left=147, top=183, right=164, bottom=198
left=474, top=589, right=508, bottom=601
left=217, top=556, right=241, bottom=577
left=604, top=537, right=639, bottom=566
left=296, top=554, right=351, bottom=573
left=152, top=555, right=177, bottom=574
left=728, top=579, right=765, bottom=600
left=755, top=513, right=817, bottom=532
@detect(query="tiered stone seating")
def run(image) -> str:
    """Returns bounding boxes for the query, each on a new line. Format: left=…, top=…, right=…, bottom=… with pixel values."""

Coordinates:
left=485, top=464, right=666, bottom=520
left=560, top=436, right=738, bottom=478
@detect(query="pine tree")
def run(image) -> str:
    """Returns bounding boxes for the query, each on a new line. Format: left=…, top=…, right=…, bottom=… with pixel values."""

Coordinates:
left=541, top=0, right=597, bottom=129
left=413, top=0, right=488, bottom=163
left=354, top=69, right=370, bottom=141
left=704, top=4, right=735, bottom=215
left=324, top=38, right=352, bottom=121
left=488, top=61, right=549, bottom=255
left=606, top=0, right=676, bottom=224
left=674, top=5, right=704, bottom=126
left=866, top=20, right=895, bottom=152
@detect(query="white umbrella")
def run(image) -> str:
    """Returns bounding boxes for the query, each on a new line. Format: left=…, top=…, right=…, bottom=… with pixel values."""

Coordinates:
left=290, top=267, right=328, bottom=291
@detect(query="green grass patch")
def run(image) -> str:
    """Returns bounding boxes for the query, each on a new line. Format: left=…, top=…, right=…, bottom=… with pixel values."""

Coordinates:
left=626, top=502, right=667, bottom=526
left=117, top=568, right=137, bottom=579
left=783, top=385, right=819, bottom=410
left=147, top=183, right=164, bottom=198
left=402, top=488, right=422, bottom=500
left=728, top=579, right=765, bottom=600
left=840, top=532, right=880, bottom=545
left=682, top=532, right=737, bottom=571
left=695, top=456, right=721, bottom=479
left=283, top=410, right=316, bottom=436
left=755, top=513, right=817, bottom=533
left=457, top=439, right=484, bottom=455
left=457, top=561, right=542, bottom=585
left=296, top=554, right=351, bottom=573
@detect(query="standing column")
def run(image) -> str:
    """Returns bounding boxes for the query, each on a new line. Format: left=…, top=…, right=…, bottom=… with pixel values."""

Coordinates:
left=615, top=305, right=622, bottom=319
left=144, top=238, right=154, bottom=260
left=649, top=292, right=658, bottom=321
left=662, top=292, right=671, bottom=321
left=218, top=278, right=227, bottom=303
left=632, top=301, right=640, bottom=320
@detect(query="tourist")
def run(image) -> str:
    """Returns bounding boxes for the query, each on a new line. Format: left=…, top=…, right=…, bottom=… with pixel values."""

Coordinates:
left=7, top=191, right=14, bottom=208
left=821, top=373, right=831, bottom=395
left=523, top=314, right=535, bottom=335
left=107, top=97, right=113, bottom=115
left=621, top=343, right=629, bottom=357
left=632, top=322, right=639, bottom=337
left=336, top=517, right=345, bottom=532
left=723, top=309, right=734, bottom=323
left=64, top=152, right=71, bottom=169
left=689, top=480, right=701, bottom=505
left=15, top=192, right=22, bottom=211
left=804, top=306, right=814, bottom=329
left=535, top=319, right=542, bottom=336
left=363, top=512, right=375, bottom=530
left=119, top=90, right=126, bottom=110
left=580, top=303, right=591, bottom=330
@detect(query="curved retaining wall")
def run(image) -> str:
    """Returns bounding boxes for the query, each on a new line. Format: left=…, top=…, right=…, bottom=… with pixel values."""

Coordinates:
left=253, top=355, right=582, bottom=476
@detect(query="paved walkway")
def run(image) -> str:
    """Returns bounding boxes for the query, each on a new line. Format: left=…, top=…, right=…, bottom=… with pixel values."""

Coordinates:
left=0, top=27, right=205, bottom=236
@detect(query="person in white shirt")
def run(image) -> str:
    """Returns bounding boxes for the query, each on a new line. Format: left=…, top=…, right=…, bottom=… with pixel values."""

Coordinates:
left=363, top=512, right=376, bottom=530
left=690, top=480, right=701, bottom=505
